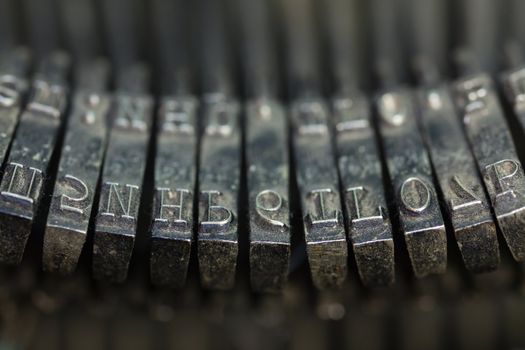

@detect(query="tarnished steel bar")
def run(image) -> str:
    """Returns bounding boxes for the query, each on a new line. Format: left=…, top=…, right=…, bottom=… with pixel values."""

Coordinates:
left=0, top=48, right=31, bottom=167
left=376, top=88, right=447, bottom=278
left=43, top=59, right=111, bottom=274
left=282, top=0, right=348, bottom=289
left=92, top=64, right=153, bottom=282
left=240, top=0, right=291, bottom=293
left=196, top=0, right=240, bottom=290
left=418, top=81, right=500, bottom=273
left=333, top=94, right=395, bottom=286
left=455, top=70, right=525, bottom=262
left=0, top=51, right=70, bottom=264
left=149, top=0, right=197, bottom=288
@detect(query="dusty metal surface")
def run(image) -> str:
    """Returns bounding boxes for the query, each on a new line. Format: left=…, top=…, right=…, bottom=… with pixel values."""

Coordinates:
left=241, top=0, right=291, bottom=293
left=0, top=51, right=70, bottom=265
left=150, top=95, right=197, bottom=288
left=43, top=59, right=110, bottom=274
left=196, top=0, right=241, bottom=290
left=197, top=96, right=241, bottom=290
left=333, top=94, right=395, bottom=287
left=92, top=64, right=153, bottom=283
left=0, top=48, right=31, bottom=166
left=454, top=73, right=525, bottom=262
left=283, top=0, right=348, bottom=290
left=376, top=88, right=447, bottom=278
left=418, top=82, right=500, bottom=273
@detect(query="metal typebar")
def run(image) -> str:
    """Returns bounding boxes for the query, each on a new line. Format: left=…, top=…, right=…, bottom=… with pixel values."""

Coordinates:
left=58, top=0, right=101, bottom=62
left=454, top=56, right=525, bottom=262
left=371, top=1, right=447, bottom=278
left=0, top=51, right=70, bottom=264
left=0, top=48, right=31, bottom=167
left=197, top=0, right=241, bottom=290
left=326, top=0, right=395, bottom=287
left=283, top=0, right=347, bottom=289
left=150, top=0, right=193, bottom=95
left=149, top=0, right=197, bottom=288
left=23, top=0, right=62, bottom=58
left=43, top=59, right=111, bottom=274
left=240, top=0, right=291, bottom=292
left=376, top=86, right=447, bottom=278
left=460, top=0, right=503, bottom=74
left=0, top=0, right=17, bottom=53
left=502, top=65, right=525, bottom=134
left=416, top=64, right=500, bottom=273
left=92, top=64, right=153, bottom=282
left=100, top=0, right=143, bottom=69
left=405, top=0, right=448, bottom=82
left=369, top=0, right=405, bottom=86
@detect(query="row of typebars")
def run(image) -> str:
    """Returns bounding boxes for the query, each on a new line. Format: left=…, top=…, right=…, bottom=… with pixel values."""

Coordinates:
left=0, top=0, right=525, bottom=293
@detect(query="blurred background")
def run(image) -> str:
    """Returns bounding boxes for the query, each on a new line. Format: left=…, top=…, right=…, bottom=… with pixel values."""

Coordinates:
left=0, top=0, right=523, bottom=94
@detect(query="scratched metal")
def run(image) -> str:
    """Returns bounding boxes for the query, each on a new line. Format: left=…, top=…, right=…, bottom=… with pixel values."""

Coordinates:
left=332, top=94, right=394, bottom=287
left=0, top=51, right=70, bottom=264
left=0, top=48, right=31, bottom=166
left=240, top=0, right=290, bottom=293
left=418, top=83, right=500, bottom=273
left=198, top=96, right=240, bottom=290
left=246, top=100, right=290, bottom=293
left=196, top=0, right=240, bottom=290
left=92, top=64, right=153, bottom=282
left=281, top=0, right=347, bottom=289
left=454, top=73, right=525, bottom=261
left=42, top=60, right=111, bottom=274
left=377, top=87, right=447, bottom=278
left=291, top=98, right=347, bottom=289
left=150, top=95, right=197, bottom=287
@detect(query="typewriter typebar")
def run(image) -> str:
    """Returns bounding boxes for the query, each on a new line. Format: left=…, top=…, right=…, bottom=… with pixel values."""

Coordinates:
left=0, top=51, right=70, bottom=264
left=150, top=95, right=198, bottom=288
left=43, top=59, right=111, bottom=274
left=377, top=87, right=447, bottom=278
left=417, top=80, right=500, bottom=273
left=333, top=93, right=395, bottom=287
left=242, top=0, right=291, bottom=294
left=454, top=71, right=525, bottom=262
left=1, top=0, right=525, bottom=298
left=92, top=64, right=153, bottom=283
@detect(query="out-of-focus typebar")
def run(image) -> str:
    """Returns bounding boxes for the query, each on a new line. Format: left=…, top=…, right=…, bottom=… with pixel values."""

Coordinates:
left=0, top=51, right=70, bottom=265
left=0, top=48, right=31, bottom=168
left=333, top=94, right=395, bottom=286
